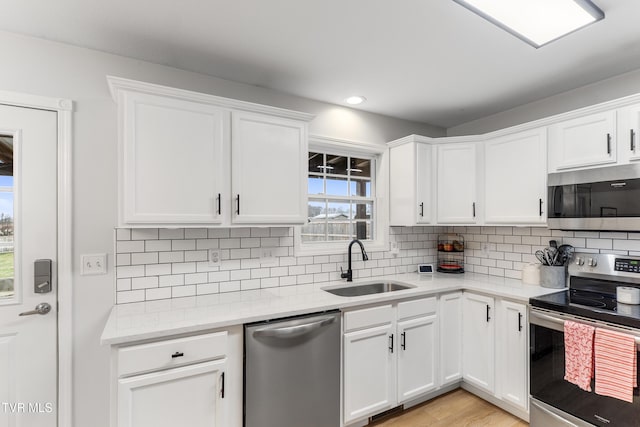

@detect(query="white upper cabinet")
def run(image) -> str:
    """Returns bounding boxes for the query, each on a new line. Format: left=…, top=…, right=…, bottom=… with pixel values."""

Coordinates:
left=484, top=129, right=547, bottom=225
left=437, top=143, right=478, bottom=224
left=617, top=103, right=640, bottom=163
left=548, top=110, right=616, bottom=171
left=231, top=112, right=307, bottom=224
left=108, top=76, right=313, bottom=227
left=117, top=90, right=228, bottom=225
left=389, top=138, right=434, bottom=226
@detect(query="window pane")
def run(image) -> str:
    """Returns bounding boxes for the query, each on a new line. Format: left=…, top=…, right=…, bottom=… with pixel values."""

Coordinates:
left=308, top=176, right=324, bottom=195
left=326, top=176, right=348, bottom=196
left=353, top=222, right=373, bottom=240
left=300, top=222, right=326, bottom=242
left=307, top=200, right=325, bottom=220
left=309, top=152, right=324, bottom=173
left=326, top=155, right=348, bottom=175
left=327, top=221, right=352, bottom=241
left=353, top=202, right=372, bottom=220
left=327, top=201, right=351, bottom=220
left=349, top=158, right=371, bottom=177
left=0, top=136, right=14, bottom=300
left=350, top=179, right=371, bottom=197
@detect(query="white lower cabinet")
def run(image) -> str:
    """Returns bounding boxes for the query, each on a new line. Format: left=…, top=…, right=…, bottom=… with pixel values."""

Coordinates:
left=343, top=297, right=438, bottom=425
left=439, top=292, right=462, bottom=386
left=496, top=300, right=528, bottom=412
left=462, top=292, right=495, bottom=393
left=110, top=326, right=243, bottom=427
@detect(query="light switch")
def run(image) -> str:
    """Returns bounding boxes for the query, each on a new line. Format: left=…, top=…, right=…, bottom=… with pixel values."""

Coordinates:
left=81, top=254, right=107, bottom=275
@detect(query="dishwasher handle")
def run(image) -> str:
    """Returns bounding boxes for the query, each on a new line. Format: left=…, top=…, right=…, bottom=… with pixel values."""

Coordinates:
left=252, top=315, right=337, bottom=339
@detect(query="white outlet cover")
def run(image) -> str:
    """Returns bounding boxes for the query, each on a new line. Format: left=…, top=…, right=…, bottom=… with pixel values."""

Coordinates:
left=208, top=249, right=221, bottom=266
left=81, top=253, right=107, bottom=275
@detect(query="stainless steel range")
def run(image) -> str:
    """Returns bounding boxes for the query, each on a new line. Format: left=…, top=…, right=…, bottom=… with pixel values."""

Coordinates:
left=529, top=252, right=640, bottom=427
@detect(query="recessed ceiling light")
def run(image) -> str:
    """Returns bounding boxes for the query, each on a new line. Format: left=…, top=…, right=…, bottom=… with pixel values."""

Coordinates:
left=453, top=0, right=604, bottom=48
left=345, top=96, right=366, bottom=105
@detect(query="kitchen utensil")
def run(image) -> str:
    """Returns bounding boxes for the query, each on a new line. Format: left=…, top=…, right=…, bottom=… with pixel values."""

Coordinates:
left=549, top=240, right=558, bottom=249
left=535, top=250, right=549, bottom=266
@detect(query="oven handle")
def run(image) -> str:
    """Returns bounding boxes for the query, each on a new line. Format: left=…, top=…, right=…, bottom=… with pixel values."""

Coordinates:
left=530, top=307, right=640, bottom=345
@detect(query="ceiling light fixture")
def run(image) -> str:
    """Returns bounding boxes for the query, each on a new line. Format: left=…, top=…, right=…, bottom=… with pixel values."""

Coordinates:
left=453, top=0, right=604, bottom=48
left=345, top=96, right=366, bottom=105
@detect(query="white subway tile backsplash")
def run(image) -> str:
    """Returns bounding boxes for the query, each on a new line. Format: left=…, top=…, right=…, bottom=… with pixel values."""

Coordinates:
left=117, top=225, right=640, bottom=304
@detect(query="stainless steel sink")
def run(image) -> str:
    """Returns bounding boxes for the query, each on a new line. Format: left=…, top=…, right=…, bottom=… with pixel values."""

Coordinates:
left=323, top=282, right=414, bottom=297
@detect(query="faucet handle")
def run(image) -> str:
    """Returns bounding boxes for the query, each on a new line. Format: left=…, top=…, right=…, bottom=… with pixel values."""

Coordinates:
left=340, top=266, right=348, bottom=279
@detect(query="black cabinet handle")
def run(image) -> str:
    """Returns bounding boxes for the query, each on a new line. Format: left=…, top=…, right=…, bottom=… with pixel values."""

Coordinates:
left=216, top=193, right=221, bottom=215
left=171, top=351, right=184, bottom=358
left=607, top=133, right=611, bottom=154
left=401, top=332, right=406, bottom=350
left=419, top=202, right=424, bottom=217
left=486, top=304, right=491, bottom=322
left=221, top=372, right=225, bottom=399
left=518, top=312, right=523, bottom=332
left=539, top=198, right=543, bottom=216
left=632, top=129, right=636, bottom=152
left=389, top=334, right=394, bottom=353
left=472, top=202, right=476, bottom=218
left=235, top=194, right=240, bottom=215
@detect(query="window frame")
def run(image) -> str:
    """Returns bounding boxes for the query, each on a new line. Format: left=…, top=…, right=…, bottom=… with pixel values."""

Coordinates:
left=295, top=135, right=388, bottom=256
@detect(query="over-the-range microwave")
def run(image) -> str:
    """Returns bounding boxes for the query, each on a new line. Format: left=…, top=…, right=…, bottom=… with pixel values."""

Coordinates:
left=548, top=164, right=640, bottom=231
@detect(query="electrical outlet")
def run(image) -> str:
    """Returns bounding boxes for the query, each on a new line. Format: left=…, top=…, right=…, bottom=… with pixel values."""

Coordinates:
left=208, top=249, right=221, bottom=266
left=260, top=247, right=278, bottom=267
left=390, top=241, right=399, bottom=255
left=81, top=254, right=107, bottom=275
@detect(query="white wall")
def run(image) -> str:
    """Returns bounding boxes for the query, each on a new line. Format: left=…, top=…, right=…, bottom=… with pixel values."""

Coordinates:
left=0, top=30, right=445, bottom=427
left=447, top=67, right=640, bottom=136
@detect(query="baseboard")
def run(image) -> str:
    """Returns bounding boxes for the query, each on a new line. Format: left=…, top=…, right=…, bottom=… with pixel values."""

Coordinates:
left=461, top=383, right=529, bottom=422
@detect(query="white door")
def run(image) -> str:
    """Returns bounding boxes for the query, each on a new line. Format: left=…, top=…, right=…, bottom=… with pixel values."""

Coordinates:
left=462, top=292, right=495, bottom=393
left=0, top=105, right=58, bottom=426
left=484, top=129, right=547, bottom=225
left=343, top=323, right=395, bottom=424
left=397, top=315, right=438, bottom=402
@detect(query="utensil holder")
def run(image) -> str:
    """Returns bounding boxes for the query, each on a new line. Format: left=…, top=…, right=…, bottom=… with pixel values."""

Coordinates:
left=540, top=265, right=567, bottom=289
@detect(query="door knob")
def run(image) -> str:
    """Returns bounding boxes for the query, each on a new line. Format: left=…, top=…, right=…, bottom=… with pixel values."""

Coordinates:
left=19, top=302, right=52, bottom=316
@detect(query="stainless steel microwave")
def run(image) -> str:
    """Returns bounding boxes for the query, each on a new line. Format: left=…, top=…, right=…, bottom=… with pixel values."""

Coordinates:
left=548, top=164, right=640, bottom=231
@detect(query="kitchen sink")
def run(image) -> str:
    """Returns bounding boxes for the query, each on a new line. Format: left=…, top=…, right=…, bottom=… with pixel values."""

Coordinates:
left=323, top=281, right=414, bottom=297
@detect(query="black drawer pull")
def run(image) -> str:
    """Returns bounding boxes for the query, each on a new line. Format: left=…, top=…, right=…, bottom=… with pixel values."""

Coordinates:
left=518, top=312, right=523, bottom=332
left=171, top=351, right=184, bottom=358
left=486, top=304, right=491, bottom=322
left=389, top=334, right=394, bottom=353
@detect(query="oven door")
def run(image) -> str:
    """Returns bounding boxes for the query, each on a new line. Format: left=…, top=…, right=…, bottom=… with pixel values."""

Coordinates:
left=530, top=308, right=640, bottom=427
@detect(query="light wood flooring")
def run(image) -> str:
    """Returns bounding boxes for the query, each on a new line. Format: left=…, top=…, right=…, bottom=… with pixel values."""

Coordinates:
left=369, top=389, right=528, bottom=427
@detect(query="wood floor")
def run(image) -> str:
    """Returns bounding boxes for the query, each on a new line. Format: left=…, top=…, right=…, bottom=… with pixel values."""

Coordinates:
left=369, top=389, right=528, bottom=427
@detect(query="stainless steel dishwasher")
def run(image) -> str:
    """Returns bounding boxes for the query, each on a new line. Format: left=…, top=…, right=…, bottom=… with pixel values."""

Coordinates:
left=244, top=310, right=341, bottom=427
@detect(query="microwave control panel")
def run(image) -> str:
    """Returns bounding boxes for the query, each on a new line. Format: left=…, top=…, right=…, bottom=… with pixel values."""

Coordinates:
left=615, top=258, right=640, bottom=273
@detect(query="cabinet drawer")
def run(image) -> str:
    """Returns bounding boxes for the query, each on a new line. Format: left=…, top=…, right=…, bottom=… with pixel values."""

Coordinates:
left=117, top=331, right=227, bottom=377
left=344, top=305, right=393, bottom=332
left=397, top=297, right=437, bottom=321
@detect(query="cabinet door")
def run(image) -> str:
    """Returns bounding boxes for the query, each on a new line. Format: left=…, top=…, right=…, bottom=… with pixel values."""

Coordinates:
left=231, top=111, right=307, bottom=224
left=343, top=323, right=395, bottom=424
left=439, top=292, right=462, bottom=386
left=462, top=293, right=495, bottom=393
left=416, top=143, right=433, bottom=224
left=119, top=91, right=227, bottom=225
left=548, top=110, right=616, bottom=171
left=437, top=143, right=477, bottom=224
left=397, top=315, right=438, bottom=402
left=485, top=129, right=547, bottom=224
left=619, top=103, right=640, bottom=162
left=497, top=300, right=528, bottom=412
left=118, top=359, right=227, bottom=427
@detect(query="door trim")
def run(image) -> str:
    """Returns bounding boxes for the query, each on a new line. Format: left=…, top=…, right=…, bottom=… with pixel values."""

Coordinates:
left=0, top=90, right=73, bottom=427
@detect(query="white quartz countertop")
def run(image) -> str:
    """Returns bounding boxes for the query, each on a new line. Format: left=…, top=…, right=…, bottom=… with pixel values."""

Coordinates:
left=101, top=272, right=563, bottom=345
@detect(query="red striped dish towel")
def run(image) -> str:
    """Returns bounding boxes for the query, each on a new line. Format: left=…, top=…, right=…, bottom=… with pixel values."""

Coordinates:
left=594, top=328, right=637, bottom=403
left=564, top=320, right=595, bottom=391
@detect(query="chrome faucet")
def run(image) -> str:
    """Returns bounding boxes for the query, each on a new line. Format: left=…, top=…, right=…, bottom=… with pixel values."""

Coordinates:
left=341, top=239, right=368, bottom=282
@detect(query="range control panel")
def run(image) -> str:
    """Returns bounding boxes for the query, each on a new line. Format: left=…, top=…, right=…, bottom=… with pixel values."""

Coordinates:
left=615, top=258, right=640, bottom=273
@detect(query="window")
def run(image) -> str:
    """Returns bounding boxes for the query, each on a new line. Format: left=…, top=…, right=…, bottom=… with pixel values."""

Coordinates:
left=301, top=151, right=375, bottom=243
left=0, top=135, right=14, bottom=300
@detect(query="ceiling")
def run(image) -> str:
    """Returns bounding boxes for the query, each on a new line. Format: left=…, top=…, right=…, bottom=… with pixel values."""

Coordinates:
left=2, top=0, right=640, bottom=128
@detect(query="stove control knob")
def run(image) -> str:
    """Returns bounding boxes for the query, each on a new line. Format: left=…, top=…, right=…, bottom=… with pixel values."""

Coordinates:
left=588, top=257, right=598, bottom=267
left=575, top=257, right=584, bottom=266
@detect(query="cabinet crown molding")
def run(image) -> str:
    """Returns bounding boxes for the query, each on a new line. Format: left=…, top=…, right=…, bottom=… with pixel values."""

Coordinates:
left=106, top=75, right=315, bottom=122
